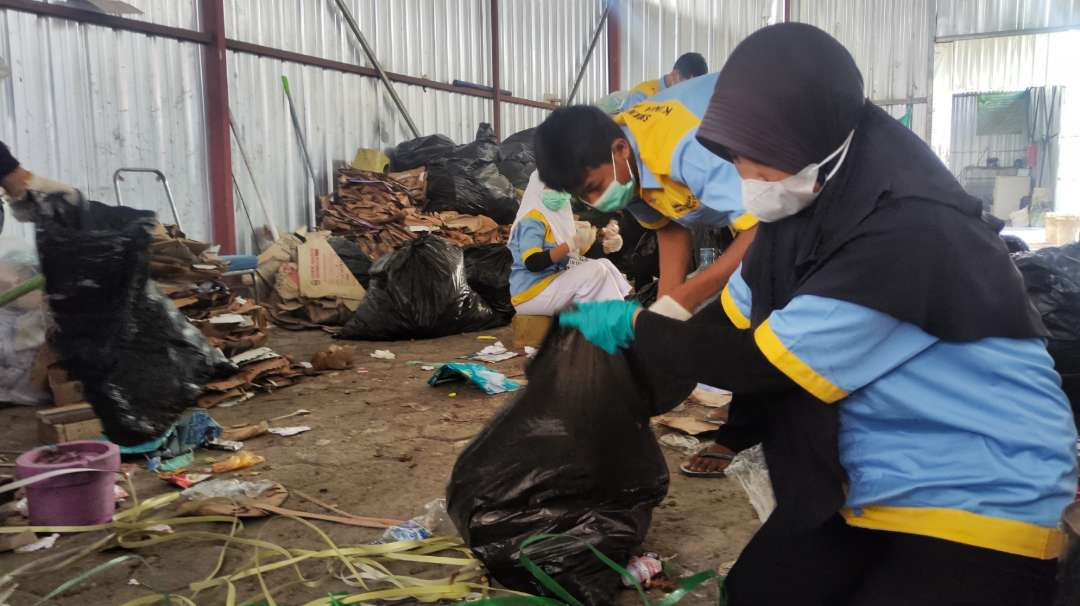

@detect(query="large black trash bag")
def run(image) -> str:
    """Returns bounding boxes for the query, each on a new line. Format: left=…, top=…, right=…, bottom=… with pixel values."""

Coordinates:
left=463, top=244, right=514, bottom=326
left=1012, top=243, right=1080, bottom=431
left=497, top=128, right=536, bottom=189
left=35, top=200, right=235, bottom=446
left=447, top=325, right=693, bottom=606
left=422, top=124, right=519, bottom=225
left=337, top=235, right=501, bottom=340
left=389, top=134, right=456, bottom=171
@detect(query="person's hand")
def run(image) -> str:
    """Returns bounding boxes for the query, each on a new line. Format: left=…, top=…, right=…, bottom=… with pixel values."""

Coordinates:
left=558, top=300, right=641, bottom=354
left=572, top=221, right=597, bottom=255
left=649, top=295, right=692, bottom=320
left=602, top=233, right=623, bottom=254
left=6, top=173, right=82, bottom=222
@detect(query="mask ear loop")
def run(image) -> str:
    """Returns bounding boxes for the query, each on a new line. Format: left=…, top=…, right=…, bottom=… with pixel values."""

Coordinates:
left=822, top=129, right=856, bottom=182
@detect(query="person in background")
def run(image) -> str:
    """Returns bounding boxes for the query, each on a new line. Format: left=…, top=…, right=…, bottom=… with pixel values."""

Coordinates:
left=0, top=141, right=80, bottom=230
left=559, top=23, right=1077, bottom=606
left=620, top=52, right=708, bottom=110
left=507, top=170, right=628, bottom=316
left=534, top=73, right=754, bottom=323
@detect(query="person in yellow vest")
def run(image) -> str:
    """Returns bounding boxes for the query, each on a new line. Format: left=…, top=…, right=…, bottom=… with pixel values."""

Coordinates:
left=535, top=72, right=753, bottom=320
left=619, top=52, right=708, bottom=111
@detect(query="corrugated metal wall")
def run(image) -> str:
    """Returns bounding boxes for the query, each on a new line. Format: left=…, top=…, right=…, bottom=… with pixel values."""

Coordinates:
left=0, top=2, right=211, bottom=243
left=794, top=0, right=932, bottom=105
left=615, top=0, right=782, bottom=89
left=938, top=0, right=1080, bottom=37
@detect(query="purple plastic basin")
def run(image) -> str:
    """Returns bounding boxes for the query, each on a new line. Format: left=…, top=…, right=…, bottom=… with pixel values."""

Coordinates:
left=15, top=441, right=120, bottom=526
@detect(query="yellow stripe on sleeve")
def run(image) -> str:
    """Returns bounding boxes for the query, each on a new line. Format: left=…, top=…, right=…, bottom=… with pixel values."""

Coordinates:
left=753, top=320, right=847, bottom=403
left=720, top=285, right=751, bottom=329
left=731, top=213, right=759, bottom=232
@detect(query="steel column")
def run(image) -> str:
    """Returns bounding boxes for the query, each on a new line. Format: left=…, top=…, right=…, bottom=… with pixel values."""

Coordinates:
left=201, top=0, right=235, bottom=254
left=491, top=0, right=502, bottom=140
left=607, top=1, right=621, bottom=93
left=567, top=0, right=612, bottom=105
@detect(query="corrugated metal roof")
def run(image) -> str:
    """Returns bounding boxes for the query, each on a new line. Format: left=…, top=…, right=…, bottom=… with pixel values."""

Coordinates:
left=0, top=6, right=210, bottom=243
left=938, top=0, right=1080, bottom=37
left=615, top=0, right=782, bottom=88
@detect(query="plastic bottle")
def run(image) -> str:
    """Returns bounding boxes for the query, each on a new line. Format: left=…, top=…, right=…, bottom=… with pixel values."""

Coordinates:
left=379, top=498, right=450, bottom=543
left=622, top=553, right=663, bottom=587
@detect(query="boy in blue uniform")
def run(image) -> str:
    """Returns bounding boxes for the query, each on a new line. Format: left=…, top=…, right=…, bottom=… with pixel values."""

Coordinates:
left=535, top=73, right=754, bottom=319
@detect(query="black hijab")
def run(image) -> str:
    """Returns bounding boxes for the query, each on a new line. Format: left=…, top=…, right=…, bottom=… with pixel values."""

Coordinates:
left=694, top=23, right=1046, bottom=532
left=699, top=23, right=1045, bottom=340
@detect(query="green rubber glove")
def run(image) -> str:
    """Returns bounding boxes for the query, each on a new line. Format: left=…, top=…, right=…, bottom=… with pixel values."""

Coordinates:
left=559, top=300, right=641, bottom=354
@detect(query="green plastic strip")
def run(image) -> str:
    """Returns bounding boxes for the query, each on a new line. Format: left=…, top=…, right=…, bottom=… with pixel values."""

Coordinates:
left=455, top=533, right=723, bottom=606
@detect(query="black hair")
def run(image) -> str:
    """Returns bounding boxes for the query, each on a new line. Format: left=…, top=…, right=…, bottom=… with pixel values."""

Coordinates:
left=534, top=105, right=624, bottom=193
left=673, top=52, right=708, bottom=79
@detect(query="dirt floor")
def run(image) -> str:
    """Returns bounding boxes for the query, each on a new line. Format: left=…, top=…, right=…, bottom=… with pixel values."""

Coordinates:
left=0, top=326, right=759, bottom=605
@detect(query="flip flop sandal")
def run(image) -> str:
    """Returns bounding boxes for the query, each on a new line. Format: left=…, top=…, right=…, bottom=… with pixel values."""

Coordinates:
left=679, top=449, right=734, bottom=478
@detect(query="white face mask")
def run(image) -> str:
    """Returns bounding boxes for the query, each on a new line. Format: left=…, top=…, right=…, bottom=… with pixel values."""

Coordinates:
left=740, top=129, right=855, bottom=223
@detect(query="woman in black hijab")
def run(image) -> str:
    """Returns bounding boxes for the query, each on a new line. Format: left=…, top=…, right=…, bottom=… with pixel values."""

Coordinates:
left=560, top=23, right=1077, bottom=605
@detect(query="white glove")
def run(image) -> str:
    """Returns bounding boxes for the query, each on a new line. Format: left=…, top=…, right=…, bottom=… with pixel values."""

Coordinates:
left=572, top=221, right=597, bottom=255
left=649, top=295, right=693, bottom=321
left=602, top=233, right=623, bottom=254
left=8, top=174, right=82, bottom=222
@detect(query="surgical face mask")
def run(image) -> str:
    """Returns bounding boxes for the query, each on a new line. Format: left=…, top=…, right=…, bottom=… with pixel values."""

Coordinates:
left=542, top=189, right=570, bottom=211
left=590, top=153, right=636, bottom=213
left=740, top=130, right=855, bottom=223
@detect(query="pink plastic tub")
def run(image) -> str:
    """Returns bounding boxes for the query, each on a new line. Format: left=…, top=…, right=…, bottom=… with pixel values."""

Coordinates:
left=15, top=441, right=120, bottom=526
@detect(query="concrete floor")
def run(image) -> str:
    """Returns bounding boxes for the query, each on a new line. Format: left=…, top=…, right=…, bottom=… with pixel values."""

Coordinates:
left=0, top=325, right=759, bottom=605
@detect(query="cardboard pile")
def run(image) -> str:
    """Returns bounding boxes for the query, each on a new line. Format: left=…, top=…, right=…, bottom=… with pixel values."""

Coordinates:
left=256, top=230, right=367, bottom=329
left=197, top=347, right=312, bottom=409
left=322, top=168, right=508, bottom=261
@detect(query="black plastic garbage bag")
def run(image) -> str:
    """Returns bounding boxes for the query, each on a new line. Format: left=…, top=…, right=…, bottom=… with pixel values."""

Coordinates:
left=389, top=134, right=456, bottom=172
left=447, top=325, right=693, bottom=606
left=463, top=244, right=514, bottom=326
left=337, top=235, right=501, bottom=340
left=424, top=124, right=519, bottom=225
left=497, top=128, right=536, bottom=189
left=35, top=200, right=235, bottom=446
left=328, top=236, right=374, bottom=289
left=1012, top=242, right=1080, bottom=431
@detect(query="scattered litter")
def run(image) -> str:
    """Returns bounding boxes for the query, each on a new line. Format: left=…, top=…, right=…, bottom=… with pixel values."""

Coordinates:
left=0, top=532, right=36, bottom=553
left=690, top=384, right=732, bottom=408
left=623, top=553, right=664, bottom=587
left=208, top=313, right=253, bottom=328
left=163, top=472, right=212, bottom=489
left=182, top=478, right=277, bottom=500
left=311, top=344, right=357, bottom=371
left=128, top=578, right=140, bottom=586
left=428, top=363, right=522, bottom=395
left=269, top=409, right=311, bottom=422
left=220, top=421, right=268, bottom=442
left=209, top=451, right=265, bottom=474
left=206, top=438, right=244, bottom=452
left=380, top=499, right=449, bottom=543
left=524, top=346, right=537, bottom=358
left=466, top=341, right=519, bottom=363
left=448, top=392, right=457, bottom=398
left=13, top=498, right=27, bottom=518
left=356, top=367, right=369, bottom=374
left=370, top=349, right=396, bottom=360
left=215, top=392, right=255, bottom=408
left=149, top=451, right=195, bottom=473
left=727, top=445, right=776, bottom=523
left=421, top=365, right=435, bottom=371
left=114, top=484, right=129, bottom=502
left=269, top=426, right=311, bottom=437
left=298, top=361, right=313, bottom=369
left=15, top=533, right=59, bottom=553
left=658, top=433, right=702, bottom=454
left=477, top=336, right=498, bottom=341
left=230, top=347, right=281, bottom=366
left=652, top=414, right=716, bottom=436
